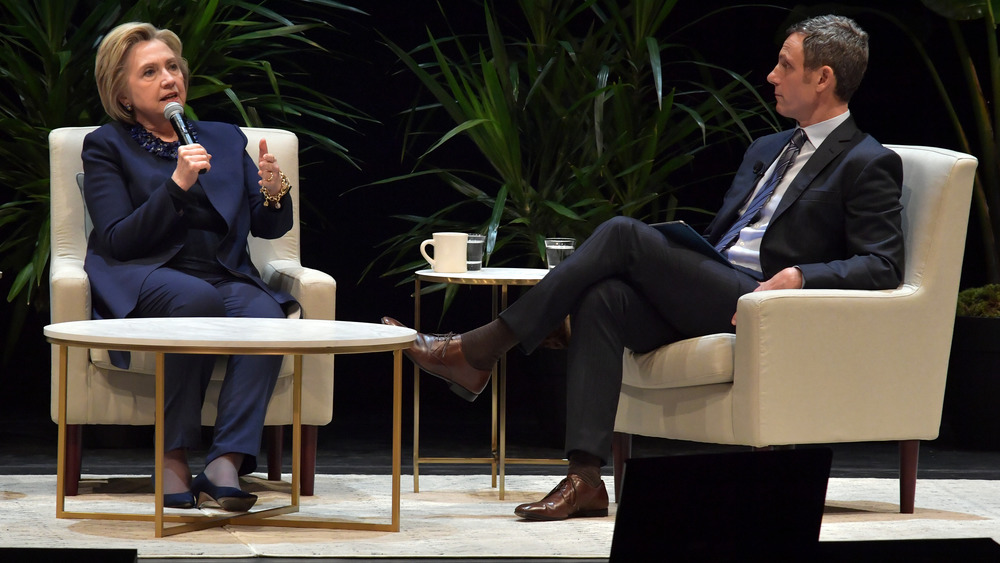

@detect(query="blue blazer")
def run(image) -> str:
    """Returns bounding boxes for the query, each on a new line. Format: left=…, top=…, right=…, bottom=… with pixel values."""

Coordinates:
left=703, top=117, right=905, bottom=289
left=82, top=121, right=296, bottom=322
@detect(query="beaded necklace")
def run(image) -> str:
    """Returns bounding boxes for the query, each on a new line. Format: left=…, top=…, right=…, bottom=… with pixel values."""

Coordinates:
left=128, top=118, right=199, bottom=160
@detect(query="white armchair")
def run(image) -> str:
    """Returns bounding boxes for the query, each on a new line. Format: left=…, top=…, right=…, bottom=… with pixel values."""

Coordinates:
left=48, top=126, right=336, bottom=495
left=613, top=145, right=978, bottom=513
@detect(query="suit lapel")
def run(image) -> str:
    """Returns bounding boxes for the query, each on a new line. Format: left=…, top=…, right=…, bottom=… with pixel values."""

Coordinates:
left=200, top=174, right=239, bottom=229
left=717, top=131, right=795, bottom=226
left=194, top=127, right=241, bottom=232
left=772, top=117, right=862, bottom=219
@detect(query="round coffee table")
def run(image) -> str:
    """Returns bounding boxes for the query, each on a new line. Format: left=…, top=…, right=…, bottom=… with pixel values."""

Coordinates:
left=46, top=317, right=414, bottom=537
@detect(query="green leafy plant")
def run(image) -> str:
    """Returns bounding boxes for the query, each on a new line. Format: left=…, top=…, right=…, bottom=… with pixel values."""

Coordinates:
left=870, top=1, right=1000, bottom=282
left=856, top=0, right=1000, bottom=315
left=957, top=284, right=1000, bottom=317
left=0, top=0, right=367, bottom=358
left=367, top=0, right=779, bottom=286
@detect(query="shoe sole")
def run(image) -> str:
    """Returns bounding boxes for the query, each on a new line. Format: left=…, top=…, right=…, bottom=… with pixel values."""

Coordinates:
left=164, top=499, right=195, bottom=509
left=514, top=507, right=609, bottom=521
left=196, top=492, right=258, bottom=512
left=446, top=381, right=480, bottom=402
left=401, top=350, right=481, bottom=402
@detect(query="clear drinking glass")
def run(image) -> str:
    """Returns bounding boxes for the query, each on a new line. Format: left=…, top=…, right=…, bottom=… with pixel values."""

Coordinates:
left=467, top=234, right=486, bottom=271
left=544, top=237, right=576, bottom=269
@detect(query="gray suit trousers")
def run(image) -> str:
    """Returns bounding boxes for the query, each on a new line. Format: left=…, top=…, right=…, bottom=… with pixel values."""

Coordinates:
left=499, top=217, right=760, bottom=463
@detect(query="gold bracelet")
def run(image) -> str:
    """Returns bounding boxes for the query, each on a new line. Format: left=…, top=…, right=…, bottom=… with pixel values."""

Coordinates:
left=261, top=171, right=292, bottom=208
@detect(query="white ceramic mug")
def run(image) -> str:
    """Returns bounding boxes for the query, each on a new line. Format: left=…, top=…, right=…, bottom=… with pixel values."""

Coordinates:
left=420, top=232, right=468, bottom=273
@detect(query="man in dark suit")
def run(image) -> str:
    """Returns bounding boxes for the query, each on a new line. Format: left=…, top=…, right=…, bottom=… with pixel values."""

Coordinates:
left=384, top=14, right=904, bottom=520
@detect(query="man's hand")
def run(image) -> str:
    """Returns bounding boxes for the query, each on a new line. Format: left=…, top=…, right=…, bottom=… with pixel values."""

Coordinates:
left=731, top=266, right=803, bottom=326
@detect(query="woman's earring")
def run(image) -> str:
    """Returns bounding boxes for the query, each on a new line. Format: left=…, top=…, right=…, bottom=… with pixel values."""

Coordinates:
left=124, top=102, right=133, bottom=112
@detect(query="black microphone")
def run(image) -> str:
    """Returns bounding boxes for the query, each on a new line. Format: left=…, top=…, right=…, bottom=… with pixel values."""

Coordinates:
left=752, top=160, right=765, bottom=177
left=163, top=102, right=205, bottom=174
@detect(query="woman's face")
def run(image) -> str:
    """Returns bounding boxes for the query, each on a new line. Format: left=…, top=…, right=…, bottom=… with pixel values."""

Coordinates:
left=118, top=39, right=186, bottom=129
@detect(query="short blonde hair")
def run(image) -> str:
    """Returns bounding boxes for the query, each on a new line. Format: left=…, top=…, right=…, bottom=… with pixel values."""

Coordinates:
left=95, top=22, right=189, bottom=124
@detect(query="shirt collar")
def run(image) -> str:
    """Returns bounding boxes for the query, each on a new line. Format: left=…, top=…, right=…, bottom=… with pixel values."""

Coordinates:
left=800, top=110, right=850, bottom=150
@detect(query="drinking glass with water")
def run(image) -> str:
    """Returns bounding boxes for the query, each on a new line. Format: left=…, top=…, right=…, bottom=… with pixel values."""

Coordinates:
left=544, top=238, right=575, bottom=269
left=467, top=234, right=486, bottom=271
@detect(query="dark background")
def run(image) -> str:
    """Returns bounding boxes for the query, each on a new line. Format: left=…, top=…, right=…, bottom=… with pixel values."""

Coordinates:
left=0, top=1, right=979, bottom=458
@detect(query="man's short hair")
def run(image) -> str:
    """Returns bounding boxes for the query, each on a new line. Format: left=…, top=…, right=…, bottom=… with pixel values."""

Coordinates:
left=787, top=15, right=868, bottom=103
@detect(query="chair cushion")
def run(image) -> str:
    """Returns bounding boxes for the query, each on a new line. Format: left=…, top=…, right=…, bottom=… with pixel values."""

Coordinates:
left=622, top=333, right=735, bottom=389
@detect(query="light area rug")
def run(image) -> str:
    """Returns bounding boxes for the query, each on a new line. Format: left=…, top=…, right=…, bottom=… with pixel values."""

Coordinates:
left=0, top=474, right=998, bottom=558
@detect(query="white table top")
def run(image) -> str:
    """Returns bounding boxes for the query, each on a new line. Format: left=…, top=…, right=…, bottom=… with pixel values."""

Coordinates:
left=415, top=267, right=548, bottom=285
left=44, top=318, right=415, bottom=355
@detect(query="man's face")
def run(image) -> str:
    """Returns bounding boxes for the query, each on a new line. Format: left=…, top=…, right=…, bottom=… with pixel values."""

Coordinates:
left=767, top=33, right=821, bottom=125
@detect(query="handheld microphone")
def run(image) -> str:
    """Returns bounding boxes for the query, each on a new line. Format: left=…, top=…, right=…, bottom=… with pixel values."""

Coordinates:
left=163, top=102, right=205, bottom=174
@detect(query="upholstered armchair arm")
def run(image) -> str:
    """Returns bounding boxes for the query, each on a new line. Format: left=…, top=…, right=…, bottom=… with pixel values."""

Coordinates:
left=261, top=259, right=336, bottom=320
left=49, top=255, right=92, bottom=423
left=50, top=256, right=91, bottom=323
left=730, top=284, right=950, bottom=445
left=260, top=259, right=336, bottom=426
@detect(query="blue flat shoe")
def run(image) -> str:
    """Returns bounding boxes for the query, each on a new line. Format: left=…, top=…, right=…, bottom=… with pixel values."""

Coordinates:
left=191, top=472, right=257, bottom=512
left=151, top=474, right=196, bottom=509
left=163, top=490, right=197, bottom=509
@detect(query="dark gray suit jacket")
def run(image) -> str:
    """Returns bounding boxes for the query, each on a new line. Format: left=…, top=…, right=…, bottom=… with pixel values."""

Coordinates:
left=704, top=117, right=905, bottom=290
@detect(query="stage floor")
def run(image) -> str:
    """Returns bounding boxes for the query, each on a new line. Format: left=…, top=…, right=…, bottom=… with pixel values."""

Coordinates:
left=3, top=411, right=1000, bottom=480
left=3, top=393, right=999, bottom=562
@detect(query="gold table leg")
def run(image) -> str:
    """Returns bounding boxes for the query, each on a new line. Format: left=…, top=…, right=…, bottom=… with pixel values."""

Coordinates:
left=413, top=277, right=421, bottom=494
left=56, top=345, right=67, bottom=519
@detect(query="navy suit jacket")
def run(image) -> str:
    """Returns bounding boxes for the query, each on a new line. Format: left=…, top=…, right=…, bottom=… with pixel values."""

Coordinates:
left=703, top=117, right=905, bottom=289
left=82, top=121, right=296, bottom=322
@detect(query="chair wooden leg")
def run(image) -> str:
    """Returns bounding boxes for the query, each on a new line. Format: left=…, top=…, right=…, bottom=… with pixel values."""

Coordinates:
left=899, top=439, right=919, bottom=514
left=611, top=432, right=632, bottom=503
left=265, top=426, right=283, bottom=481
left=263, top=425, right=316, bottom=495
left=64, top=424, right=82, bottom=496
left=301, top=425, right=317, bottom=496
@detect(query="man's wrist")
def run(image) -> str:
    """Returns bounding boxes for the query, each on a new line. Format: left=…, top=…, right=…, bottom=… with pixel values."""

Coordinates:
left=794, top=266, right=805, bottom=289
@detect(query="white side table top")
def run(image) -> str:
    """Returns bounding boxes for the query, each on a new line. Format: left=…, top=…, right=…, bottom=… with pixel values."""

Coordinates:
left=415, top=267, right=548, bottom=285
left=44, top=318, right=415, bottom=353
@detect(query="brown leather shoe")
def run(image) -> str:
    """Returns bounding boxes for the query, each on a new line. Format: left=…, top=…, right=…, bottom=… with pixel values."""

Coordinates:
left=381, top=317, right=492, bottom=402
left=514, top=474, right=609, bottom=521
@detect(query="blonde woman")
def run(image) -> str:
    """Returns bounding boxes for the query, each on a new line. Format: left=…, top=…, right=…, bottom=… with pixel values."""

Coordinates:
left=84, top=22, right=298, bottom=510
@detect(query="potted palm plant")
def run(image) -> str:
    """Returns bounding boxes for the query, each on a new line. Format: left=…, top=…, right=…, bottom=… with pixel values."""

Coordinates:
left=0, top=0, right=367, bottom=360
left=365, top=0, right=779, bottom=444
left=366, top=0, right=779, bottom=300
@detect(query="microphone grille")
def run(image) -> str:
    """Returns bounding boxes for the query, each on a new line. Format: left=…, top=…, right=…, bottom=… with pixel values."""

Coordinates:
left=163, top=102, right=184, bottom=119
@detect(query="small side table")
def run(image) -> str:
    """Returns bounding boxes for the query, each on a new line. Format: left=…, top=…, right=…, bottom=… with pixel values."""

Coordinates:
left=412, top=267, right=566, bottom=499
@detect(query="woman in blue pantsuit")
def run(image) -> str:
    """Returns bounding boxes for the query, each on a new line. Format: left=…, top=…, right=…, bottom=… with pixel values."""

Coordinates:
left=83, top=23, right=298, bottom=511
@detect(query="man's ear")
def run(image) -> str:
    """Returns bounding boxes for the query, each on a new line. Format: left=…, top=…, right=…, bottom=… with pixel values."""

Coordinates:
left=815, top=65, right=835, bottom=93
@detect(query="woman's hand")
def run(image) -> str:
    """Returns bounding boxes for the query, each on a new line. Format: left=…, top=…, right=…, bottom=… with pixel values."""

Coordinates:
left=171, top=143, right=211, bottom=190
left=257, top=139, right=283, bottom=196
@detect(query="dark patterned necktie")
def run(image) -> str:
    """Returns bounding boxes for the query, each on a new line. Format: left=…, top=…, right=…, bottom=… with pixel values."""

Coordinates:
left=714, top=128, right=808, bottom=253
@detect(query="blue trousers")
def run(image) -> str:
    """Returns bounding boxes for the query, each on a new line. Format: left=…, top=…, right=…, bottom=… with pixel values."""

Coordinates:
left=136, top=267, right=285, bottom=475
left=499, top=217, right=762, bottom=463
